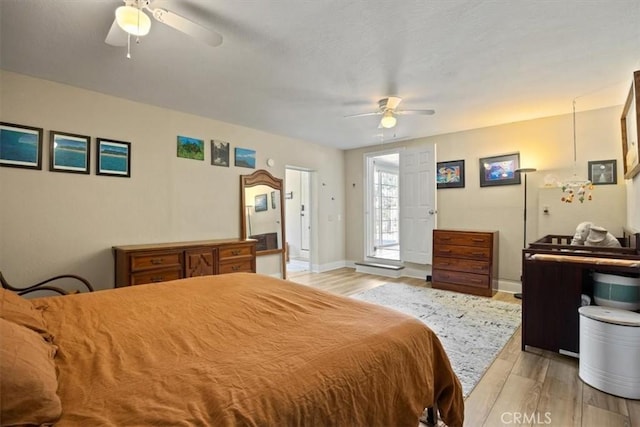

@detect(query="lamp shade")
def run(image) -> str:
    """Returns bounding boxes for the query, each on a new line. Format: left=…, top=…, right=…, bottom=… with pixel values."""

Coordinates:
left=116, top=6, right=151, bottom=36
left=380, top=111, right=397, bottom=128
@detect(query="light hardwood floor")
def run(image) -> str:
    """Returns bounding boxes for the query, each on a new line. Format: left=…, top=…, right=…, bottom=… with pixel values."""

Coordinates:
left=287, top=267, right=639, bottom=427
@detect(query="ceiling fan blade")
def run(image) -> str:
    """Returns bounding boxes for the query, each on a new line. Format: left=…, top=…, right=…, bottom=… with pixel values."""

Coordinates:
left=344, top=112, right=383, bottom=118
left=395, top=109, right=436, bottom=116
left=150, top=8, right=223, bottom=47
left=385, top=96, right=402, bottom=110
left=105, top=18, right=128, bottom=46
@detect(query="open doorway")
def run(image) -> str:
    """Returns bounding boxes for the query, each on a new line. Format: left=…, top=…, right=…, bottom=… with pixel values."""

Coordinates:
left=285, top=167, right=312, bottom=273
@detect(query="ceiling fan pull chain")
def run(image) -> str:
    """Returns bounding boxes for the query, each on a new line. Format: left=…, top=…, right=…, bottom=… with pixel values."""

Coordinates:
left=126, top=33, right=131, bottom=59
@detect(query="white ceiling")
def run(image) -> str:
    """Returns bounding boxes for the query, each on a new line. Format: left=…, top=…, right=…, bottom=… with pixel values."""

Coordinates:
left=1, top=0, right=639, bottom=150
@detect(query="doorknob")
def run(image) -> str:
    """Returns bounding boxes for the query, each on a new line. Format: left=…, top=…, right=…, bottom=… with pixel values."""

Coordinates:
left=428, top=209, right=438, bottom=215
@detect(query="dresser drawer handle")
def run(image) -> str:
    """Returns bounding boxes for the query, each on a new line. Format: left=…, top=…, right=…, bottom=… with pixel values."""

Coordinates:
left=470, top=278, right=483, bottom=283
left=231, top=249, right=241, bottom=256
left=440, top=249, right=452, bottom=253
left=231, top=265, right=241, bottom=271
left=150, top=258, right=164, bottom=265
left=150, top=276, right=164, bottom=282
left=471, top=252, right=485, bottom=256
left=471, top=238, right=485, bottom=242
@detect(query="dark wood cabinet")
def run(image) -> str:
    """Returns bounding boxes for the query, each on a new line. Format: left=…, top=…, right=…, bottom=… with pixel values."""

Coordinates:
left=432, top=229, right=499, bottom=297
left=113, top=239, right=256, bottom=287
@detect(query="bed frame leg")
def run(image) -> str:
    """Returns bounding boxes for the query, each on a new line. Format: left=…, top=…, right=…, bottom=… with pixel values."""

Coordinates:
left=421, top=406, right=438, bottom=426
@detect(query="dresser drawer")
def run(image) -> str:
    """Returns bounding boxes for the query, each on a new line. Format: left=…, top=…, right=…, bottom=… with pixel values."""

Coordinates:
left=130, top=251, right=182, bottom=272
left=433, top=244, right=491, bottom=261
left=218, top=259, right=254, bottom=274
left=433, top=256, right=490, bottom=274
left=434, top=231, right=492, bottom=247
left=219, top=244, right=254, bottom=260
left=130, top=268, right=182, bottom=285
left=433, top=270, right=489, bottom=289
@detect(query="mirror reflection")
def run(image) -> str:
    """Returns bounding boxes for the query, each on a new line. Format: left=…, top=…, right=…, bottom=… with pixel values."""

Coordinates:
left=244, top=185, right=282, bottom=251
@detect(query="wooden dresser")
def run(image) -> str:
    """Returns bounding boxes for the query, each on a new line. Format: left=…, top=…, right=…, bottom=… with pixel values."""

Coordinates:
left=113, top=238, right=256, bottom=287
left=432, top=229, right=499, bottom=297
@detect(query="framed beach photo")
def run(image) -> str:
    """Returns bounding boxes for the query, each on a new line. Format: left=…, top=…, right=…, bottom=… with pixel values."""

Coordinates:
left=255, top=194, right=268, bottom=212
left=235, top=147, right=256, bottom=169
left=588, top=159, right=617, bottom=185
left=479, top=152, right=520, bottom=187
left=436, top=159, right=465, bottom=189
left=50, top=131, right=90, bottom=174
left=96, top=138, right=131, bottom=177
left=211, top=140, right=230, bottom=167
left=177, top=135, right=204, bottom=160
left=0, top=122, right=43, bottom=170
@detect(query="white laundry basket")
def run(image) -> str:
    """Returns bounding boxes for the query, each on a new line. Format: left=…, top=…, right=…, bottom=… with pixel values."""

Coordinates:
left=578, top=306, right=640, bottom=399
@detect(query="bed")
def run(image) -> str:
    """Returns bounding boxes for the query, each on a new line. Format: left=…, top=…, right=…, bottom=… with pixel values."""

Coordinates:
left=1, top=273, right=464, bottom=427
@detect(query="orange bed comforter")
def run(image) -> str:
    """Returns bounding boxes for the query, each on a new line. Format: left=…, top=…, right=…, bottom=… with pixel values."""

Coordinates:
left=35, top=273, right=463, bottom=426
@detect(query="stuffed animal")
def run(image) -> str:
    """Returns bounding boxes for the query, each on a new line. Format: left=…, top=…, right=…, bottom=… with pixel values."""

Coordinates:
left=571, top=221, right=593, bottom=245
left=585, top=225, right=621, bottom=248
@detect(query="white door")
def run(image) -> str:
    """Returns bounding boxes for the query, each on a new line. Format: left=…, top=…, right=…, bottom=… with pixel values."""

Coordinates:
left=399, top=144, right=437, bottom=264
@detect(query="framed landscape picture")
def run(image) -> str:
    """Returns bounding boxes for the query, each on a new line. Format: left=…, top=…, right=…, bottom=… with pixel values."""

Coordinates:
left=255, top=193, right=268, bottom=212
left=436, top=159, right=465, bottom=189
left=479, top=152, right=520, bottom=187
left=97, top=138, right=131, bottom=177
left=211, top=140, right=230, bottom=167
left=621, top=70, right=640, bottom=179
left=235, top=147, right=256, bottom=169
left=177, top=135, right=204, bottom=160
left=0, top=122, right=43, bottom=170
left=50, top=130, right=90, bottom=174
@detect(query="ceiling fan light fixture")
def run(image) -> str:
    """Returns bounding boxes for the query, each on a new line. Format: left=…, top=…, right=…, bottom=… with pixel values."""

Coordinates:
left=380, top=110, right=397, bottom=128
left=116, top=6, right=151, bottom=37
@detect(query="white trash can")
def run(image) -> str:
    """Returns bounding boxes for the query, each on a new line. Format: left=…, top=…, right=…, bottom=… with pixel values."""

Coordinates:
left=578, top=306, right=640, bottom=399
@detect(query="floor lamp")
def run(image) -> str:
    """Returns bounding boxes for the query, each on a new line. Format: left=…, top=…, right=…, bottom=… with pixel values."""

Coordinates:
left=514, top=168, right=537, bottom=300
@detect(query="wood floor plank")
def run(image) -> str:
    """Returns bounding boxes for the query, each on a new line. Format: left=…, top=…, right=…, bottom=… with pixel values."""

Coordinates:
left=582, top=404, right=630, bottom=427
left=463, top=357, right=512, bottom=426
left=628, top=400, right=640, bottom=427
left=481, top=373, right=542, bottom=427
left=511, top=350, right=550, bottom=383
left=582, top=383, right=629, bottom=417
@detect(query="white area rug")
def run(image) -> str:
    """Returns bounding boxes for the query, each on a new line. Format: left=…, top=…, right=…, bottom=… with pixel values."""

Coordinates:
left=352, top=283, right=521, bottom=397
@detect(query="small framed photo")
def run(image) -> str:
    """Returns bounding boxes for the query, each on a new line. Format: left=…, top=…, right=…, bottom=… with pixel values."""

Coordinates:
left=235, top=147, right=256, bottom=169
left=96, top=138, right=131, bottom=177
left=177, top=135, right=204, bottom=160
left=479, top=152, right=520, bottom=187
left=255, top=194, right=268, bottom=212
left=211, top=140, right=230, bottom=167
left=588, top=159, right=617, bottom=185
left=50, top=131, right=90, bottom=174
left=0, top=122, right=43, bottom=170
left=437, top=159, right=465, bottom=189
left=271, top=191, right=276, bottom=209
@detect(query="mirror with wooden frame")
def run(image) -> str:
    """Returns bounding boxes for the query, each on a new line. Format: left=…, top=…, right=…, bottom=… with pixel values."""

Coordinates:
left=240, top=169, right=286, bottom=278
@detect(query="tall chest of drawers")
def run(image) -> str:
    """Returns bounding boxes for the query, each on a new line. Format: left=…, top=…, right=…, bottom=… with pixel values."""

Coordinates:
left=113, top=239, right=256, bottom=287
left=432, top=229, right=499, bottom=297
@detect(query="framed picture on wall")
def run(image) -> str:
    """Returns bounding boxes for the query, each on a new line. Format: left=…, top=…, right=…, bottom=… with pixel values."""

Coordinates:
left=621, top=70, right=640, bottom=179
left=235, top=147, right=256, bottom=169
left=96, top=138, right=131, bottom=177
left=177, top=135, right=204, bottom=160
left=479, top=152, right=520, bottom=187
left=211, top=140, right=230, bottom=167
left=436, top=159, right=465, bottom=189
left=255, top=194, right=268, bottom=212
left=50, top=130, right=90, bottom=174
left=0, top=122, right=43, bottom=170
left=588, top=159, right=617, bottom=185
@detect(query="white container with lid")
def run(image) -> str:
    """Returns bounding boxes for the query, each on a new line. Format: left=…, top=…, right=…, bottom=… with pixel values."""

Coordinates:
left=578, top=306, right=640, bottom=399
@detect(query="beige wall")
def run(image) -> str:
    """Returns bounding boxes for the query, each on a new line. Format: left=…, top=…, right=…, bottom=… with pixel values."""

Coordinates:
left=0, top=71, right=345, bottom=289
left=345, top=106, right=627, bottom=286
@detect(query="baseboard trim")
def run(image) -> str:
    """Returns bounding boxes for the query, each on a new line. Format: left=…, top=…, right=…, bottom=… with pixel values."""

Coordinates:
left=497, top=279, right=522, bottom=294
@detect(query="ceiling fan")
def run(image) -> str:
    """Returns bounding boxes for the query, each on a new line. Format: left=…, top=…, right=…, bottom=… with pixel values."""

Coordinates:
left=105, top=0, right=223, bottom=56
left=345, top=97, right=435, bottom=128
